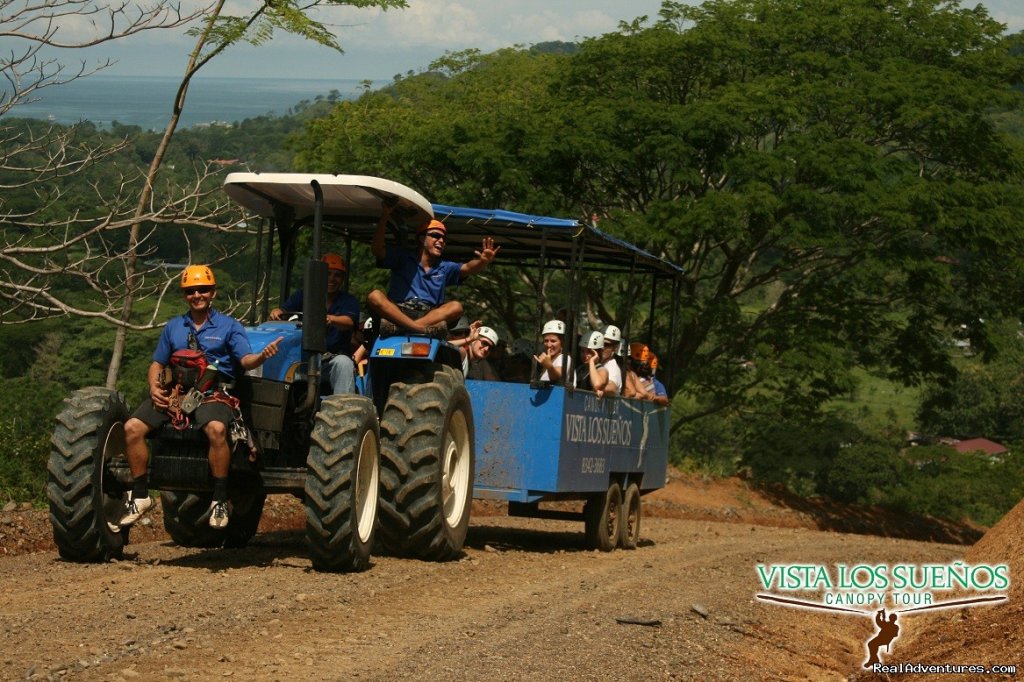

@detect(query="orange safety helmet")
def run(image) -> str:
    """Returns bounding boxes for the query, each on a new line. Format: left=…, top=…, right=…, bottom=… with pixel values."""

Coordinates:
left=629, top=342, right=650, bottom=363
left=418, top=219, right=447, bottom=236
left=321, top=252, right=346, bottom=272
left=180, top=265, right=216, bottom=288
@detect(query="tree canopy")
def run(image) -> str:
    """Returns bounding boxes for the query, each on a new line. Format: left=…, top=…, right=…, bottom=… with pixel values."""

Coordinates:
left=296, top=0, right=1024, bottom=432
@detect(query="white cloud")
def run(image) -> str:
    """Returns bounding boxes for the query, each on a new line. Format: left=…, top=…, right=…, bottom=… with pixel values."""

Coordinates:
left=16, top=0, right=1020, bottom=81
left=331, top=1, right=658, bottom=51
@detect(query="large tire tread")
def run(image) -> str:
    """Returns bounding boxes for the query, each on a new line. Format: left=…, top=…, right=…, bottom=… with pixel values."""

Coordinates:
left=620, top=482, right=641, bottom=550
left=161, top=491, right=223, bottom=548
left=378, top=368, right=473, bottom=561
left=304, top=394, right=379, bottom=573
left=584, top=482, right=623, bottom=552
left=48, top=387, right=129, bottom=562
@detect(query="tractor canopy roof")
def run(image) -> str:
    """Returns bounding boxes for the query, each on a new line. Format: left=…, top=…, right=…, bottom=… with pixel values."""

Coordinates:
left=224, top=172, right=682, bottom=278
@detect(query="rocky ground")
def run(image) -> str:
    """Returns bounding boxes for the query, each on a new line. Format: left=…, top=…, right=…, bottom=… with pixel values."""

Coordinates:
left=0, top=471, right=1018, bottom=681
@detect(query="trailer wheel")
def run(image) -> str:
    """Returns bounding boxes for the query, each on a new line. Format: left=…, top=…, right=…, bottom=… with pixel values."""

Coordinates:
left=304, top=394, right=380, bottom=572
left=584, top=481, right=622, bottom=552
left=161, top=491, right=224, bottom=547
left=48, top=388, right=131, bottom=562
left=620, top=483, right=641, bottom=549
left=379, top=367, right=474, bottom=561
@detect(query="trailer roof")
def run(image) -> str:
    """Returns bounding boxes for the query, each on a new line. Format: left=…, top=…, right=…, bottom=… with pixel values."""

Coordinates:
left=223, top=173, right=682, bottom=277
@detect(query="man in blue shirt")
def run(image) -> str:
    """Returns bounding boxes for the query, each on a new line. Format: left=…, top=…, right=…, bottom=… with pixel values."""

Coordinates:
left=269, top=252, right=359, bottom=394
left=119, top=265, right=282, bottom=530
left=367, top=201, right=499, bottom=336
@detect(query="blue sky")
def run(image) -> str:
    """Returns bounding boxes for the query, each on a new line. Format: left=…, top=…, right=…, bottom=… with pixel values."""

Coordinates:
left=12, top=0, right=1024, bottom=83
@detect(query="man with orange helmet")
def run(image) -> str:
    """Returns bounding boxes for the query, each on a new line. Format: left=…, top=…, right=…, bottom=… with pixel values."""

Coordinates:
left=269, top=252, right=359, bottom=394
left=367, top=200, right=500, bottom=336
left=623, top=343, right=669, bottom=406
left=642, top=352, right=670, bottom=406
left=119, top=265, right=282, bottom=530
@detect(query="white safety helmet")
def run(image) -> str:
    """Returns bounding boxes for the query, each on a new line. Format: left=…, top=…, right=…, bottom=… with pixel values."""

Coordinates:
left=603, top=325, right=622, bottom=343
left=579, top=330, right=605, bottom=350
left=542, top=319, right=565, bottom=336
left=478, top=326, right=499, bottom=346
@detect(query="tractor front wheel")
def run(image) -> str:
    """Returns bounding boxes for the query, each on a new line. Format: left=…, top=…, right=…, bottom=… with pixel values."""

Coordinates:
left=304, top=394, right=380, bottom=572
left=379, top=367, right=474, bottom=561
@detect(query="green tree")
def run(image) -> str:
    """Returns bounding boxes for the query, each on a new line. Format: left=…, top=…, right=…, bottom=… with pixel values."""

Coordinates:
left=917, top=317, right=1024, bottom=440
left=1, top=0, right=409, bottom=388
left=299, top=0, right=1024, bottom=438
left=551, top=0, right=1024, bottom=425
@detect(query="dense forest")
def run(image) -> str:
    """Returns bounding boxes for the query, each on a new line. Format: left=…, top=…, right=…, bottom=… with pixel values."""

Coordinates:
left=3, top=0, right=1024, bottom=528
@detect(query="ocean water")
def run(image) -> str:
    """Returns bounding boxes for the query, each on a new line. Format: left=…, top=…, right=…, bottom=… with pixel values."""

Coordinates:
left=7, top=75, right=366, bottom=130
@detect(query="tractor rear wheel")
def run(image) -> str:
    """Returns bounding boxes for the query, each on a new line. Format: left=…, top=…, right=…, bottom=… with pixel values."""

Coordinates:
left=304, top=394, right=380, bottom=572
left=223, top=491, right=266, bottom=549
left=379, top=366, right=474, bottom=561
left=48, top=388, right=131, bottom=562
left=161, top=491, right=223, bottom=548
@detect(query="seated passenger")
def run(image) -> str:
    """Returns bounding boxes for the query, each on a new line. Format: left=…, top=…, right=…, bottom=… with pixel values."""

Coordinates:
left=366, top=201, right=499, bottom=336
left=121, top=265, right=282, bottom=530
left=575, top=330, right=610, bottom=396
left=501, top=352, right=533, bottom=383
left=464, top=326, right=500, bottom=381
left=448, top=315, right=478, bottom=367
left=637, top=353, right=670, bottom=406
left=623, top=342, right=649, bottom=399
left=534, top=319, right=572, bottom=383
left=510, top=337, right=535, bottom=358
left=600, top=324, right=623, bottom=395
left=449, top=315, right=473, bottom=344
left=269, top=252, right=359, bottom=394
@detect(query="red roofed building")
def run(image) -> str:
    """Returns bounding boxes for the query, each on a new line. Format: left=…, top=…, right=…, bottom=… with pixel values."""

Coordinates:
left=952, top=438, right=1008, bottom=459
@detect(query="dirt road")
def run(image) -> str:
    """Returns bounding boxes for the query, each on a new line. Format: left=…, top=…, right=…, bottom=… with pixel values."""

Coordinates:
left=0, top=503, right=965, bottom=681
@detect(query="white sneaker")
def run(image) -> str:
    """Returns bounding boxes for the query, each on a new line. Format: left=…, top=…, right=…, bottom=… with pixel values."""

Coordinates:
left=118, top=493, right=154, bottom=527
left=208, top=500, right=232, bottom=529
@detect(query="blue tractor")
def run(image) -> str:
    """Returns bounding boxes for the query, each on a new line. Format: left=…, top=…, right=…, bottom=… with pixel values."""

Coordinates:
left=47, top=173, right=680, bottom=571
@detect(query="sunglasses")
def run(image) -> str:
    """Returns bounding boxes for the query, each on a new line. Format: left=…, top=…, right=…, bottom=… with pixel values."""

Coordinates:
left=183, top=286, right=213, bottom=296
left=425, top=231, right=447, bottom=241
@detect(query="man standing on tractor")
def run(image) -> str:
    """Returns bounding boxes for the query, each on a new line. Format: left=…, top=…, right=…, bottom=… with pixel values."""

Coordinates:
left=269, top=252, right=359, bottom=394
left=119, top=265, right=282, bottom=530
left=367, top=200, right=500, bottom=336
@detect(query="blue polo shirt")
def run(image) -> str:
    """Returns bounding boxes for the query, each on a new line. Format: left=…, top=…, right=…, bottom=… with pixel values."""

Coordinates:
left=652, top=377, right=668, bottom=398
left=153, top=309, right=252, bottom=380
left=281, top=290, right=360, bottom=354
left=383, top=245, right=463, bottom=306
